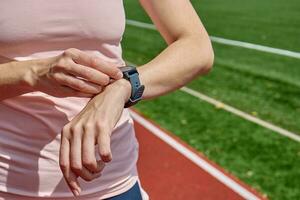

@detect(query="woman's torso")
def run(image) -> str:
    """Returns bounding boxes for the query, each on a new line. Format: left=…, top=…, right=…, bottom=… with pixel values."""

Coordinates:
left=0, top=1, right=140, bottom=199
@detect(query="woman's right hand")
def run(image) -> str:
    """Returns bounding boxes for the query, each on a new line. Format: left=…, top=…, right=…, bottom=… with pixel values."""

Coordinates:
left=32, top=48, right=123, bottom=97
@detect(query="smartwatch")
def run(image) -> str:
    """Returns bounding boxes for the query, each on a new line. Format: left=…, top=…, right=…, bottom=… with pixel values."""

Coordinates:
left=119, top=66, right=145, bottom=108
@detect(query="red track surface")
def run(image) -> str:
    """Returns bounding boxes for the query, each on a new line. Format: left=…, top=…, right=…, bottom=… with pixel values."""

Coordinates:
left=133, top=112, right=265, bottom=200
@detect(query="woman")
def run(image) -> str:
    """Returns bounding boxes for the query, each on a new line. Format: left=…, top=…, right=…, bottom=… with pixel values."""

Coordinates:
left=0, top=0, right=213, bottom=199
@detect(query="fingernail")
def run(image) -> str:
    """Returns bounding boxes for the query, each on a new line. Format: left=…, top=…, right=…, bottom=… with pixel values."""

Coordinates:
left=73, top=189, right=80, bottom=196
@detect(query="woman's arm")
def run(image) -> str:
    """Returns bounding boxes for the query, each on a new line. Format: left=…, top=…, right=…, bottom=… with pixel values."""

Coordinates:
left=137, top=0, right=214, bottom=99
left=59, top=0, right=214, bottom=196
left=0, top=59, right=37, bottom=99
left=0, top=49, right=123, bottom=100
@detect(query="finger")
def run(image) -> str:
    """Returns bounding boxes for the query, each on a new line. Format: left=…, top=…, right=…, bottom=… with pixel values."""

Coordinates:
left=70, top=125, right=84, bottom=177
left=66, top=61, right=111, bottom=86
left=59, top=134, right=81, bottom=196
left=65, top=48, right=122, bottom=80
left=59, top=85, right=96, bottom=98
left=89, top=57, right=123, bottom=80
left=70, top=125, right=102, bottom=181
left=82, top=126, right=99, bottom=173
left=52, top=72, right=102, bottom=94
left=96, top=126, right=112, bottom=162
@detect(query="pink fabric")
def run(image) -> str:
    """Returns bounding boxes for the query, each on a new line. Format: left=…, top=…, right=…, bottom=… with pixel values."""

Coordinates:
left=0, top=1, right=141, bottom=199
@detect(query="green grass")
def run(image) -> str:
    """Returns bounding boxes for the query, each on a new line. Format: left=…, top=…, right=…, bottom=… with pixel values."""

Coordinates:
left=192, top=0, right=300, bottom=52
left=188, top=44, right=300, bottom=134
left=122, top=0, right=300, bottom=199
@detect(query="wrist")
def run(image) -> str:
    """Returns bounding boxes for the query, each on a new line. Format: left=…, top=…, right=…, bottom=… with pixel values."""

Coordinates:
left=109, top=79, right=132, bottom=103
left=7, top=60, right=38, bottom=91
left=91, top=78, right=131, bottom=109
left=25, top=57, right=55, bottom=90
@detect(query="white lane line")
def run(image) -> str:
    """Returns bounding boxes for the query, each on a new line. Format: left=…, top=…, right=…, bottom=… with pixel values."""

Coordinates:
left=126, top=19, right=156, bottom=30
left=181, top=87, right=300, bottom=143
left=130, top=110, right=262, bottom=200
left=209, top=36, right=300, bottom=59
left=126, top=59, right=300, bottom=143
left=126, top=19, right=300, bottom=59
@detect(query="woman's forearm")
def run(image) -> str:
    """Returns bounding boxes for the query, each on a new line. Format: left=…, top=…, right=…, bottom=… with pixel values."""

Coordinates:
left=137, top=35, right=214, bottom=99
left=0, top=48, right=126, bottom=101
left=0, top=59, right=38, bottom=100
left=135, top=0, right=214, bottom=100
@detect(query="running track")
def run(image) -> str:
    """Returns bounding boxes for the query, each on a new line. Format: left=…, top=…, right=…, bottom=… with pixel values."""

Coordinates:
left=131, top=109, right=266, bottom=200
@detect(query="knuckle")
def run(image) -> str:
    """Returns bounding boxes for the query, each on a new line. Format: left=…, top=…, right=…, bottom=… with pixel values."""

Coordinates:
left=82, top=158, right=95, bottom=167
left=62, top=51, right=70, bottom=58
left=83, top=122, right=94, bottom=131
left=62, top=125, right=71, bottom=135
left=69, top=124, right=81, bottom=135
left=63, top=48, right=81, bottom=62
left=64, top=48, right=77, bottom=56
left=62, top=51, right=68, bottom=57
left=70, top=163, right=82, bottom=172
left=59, top=162, right=69, bottom=171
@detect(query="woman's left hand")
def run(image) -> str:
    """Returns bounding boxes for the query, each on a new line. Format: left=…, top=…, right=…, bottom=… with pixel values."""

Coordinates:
left=59, top=79, right=131, bottom=196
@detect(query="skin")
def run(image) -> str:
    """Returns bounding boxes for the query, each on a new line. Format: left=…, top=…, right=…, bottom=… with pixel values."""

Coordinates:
left=0, top=0, right=214, bottom=197
left=60, top=0, right=214, bottom=196
left=0, top=48, right=123, bottom=100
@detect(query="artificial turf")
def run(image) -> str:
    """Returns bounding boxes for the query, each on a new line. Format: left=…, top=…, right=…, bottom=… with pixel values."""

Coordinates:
left=122, top=0, right=300, bottom=199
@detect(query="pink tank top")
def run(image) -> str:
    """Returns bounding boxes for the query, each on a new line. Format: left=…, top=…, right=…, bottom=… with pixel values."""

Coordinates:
left=0, top=1, right=140, bottom=199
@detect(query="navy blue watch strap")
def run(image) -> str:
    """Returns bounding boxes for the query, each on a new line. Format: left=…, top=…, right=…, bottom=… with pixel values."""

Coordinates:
left=119, top=66, right=145, bottom=108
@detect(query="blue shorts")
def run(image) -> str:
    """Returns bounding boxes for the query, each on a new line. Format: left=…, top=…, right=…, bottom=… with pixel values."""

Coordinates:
left=105, top=182, right=143, bottom=200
